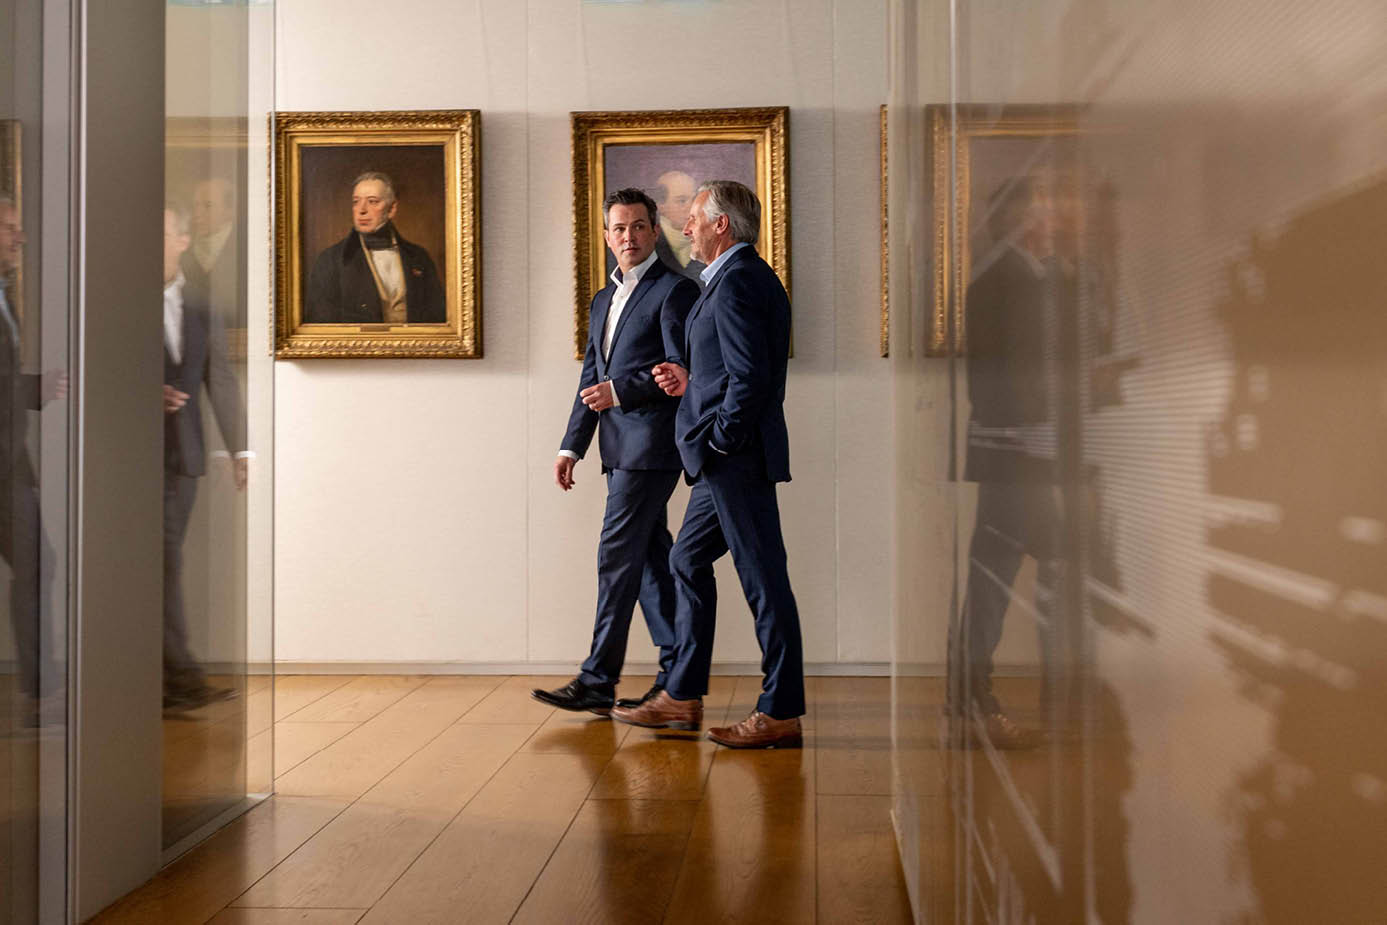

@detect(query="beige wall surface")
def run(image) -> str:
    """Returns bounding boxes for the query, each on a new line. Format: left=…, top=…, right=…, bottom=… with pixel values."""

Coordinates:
left=270, top=0, right=891, bottom=669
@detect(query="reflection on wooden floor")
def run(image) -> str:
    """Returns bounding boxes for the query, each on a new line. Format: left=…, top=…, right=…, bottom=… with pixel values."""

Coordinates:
left=99, top=675, right=911, bottom=924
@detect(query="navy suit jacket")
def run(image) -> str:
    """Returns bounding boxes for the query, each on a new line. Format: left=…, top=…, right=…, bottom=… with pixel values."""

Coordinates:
left=165, top=293, right=245, bottom=478
left=561, top=258, right=699, bottom=472
left=675, top=246, right=792, bottom=483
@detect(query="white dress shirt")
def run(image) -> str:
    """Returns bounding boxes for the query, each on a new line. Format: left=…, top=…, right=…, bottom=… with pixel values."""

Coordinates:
left=163, top=271, right=186, bottom=364
left=602, top=248, right=659, bottom=362
left=368, top=245, right=405, bottom=303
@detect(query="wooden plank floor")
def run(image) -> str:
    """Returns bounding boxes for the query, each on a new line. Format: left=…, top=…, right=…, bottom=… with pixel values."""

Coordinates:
left=94, top=675, right=911, bottom=924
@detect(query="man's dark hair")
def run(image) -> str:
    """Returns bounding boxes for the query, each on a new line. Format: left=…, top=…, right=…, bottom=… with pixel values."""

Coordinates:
left=602, top=187, right=658, bottom=229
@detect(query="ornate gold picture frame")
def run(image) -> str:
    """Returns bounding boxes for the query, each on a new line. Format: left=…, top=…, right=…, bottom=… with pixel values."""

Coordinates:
left=926, top=104, right=1079, bottom=356
left=880, top=104, right=889, bottom=357
left=274, top=110, right=481, bottom=358
left=570, top=106, right=790, bottom=359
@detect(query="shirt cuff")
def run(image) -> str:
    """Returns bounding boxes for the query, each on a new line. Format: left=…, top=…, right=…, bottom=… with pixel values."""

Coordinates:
left=557, top=450, right=580, bottom=461
left=609, top=380, right=621, bottom=407
left=235, top=450, right=256, bottom=460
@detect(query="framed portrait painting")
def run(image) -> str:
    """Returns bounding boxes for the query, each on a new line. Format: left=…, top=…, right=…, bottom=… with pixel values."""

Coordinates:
left=274, top=109, right=481, bottom=358
left=570, top=106, right=789, bottom=358
left=926, top=104, right=1080, bottom=356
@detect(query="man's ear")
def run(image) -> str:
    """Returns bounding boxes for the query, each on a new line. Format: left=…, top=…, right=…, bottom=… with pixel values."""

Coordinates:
left=387, top=200, right=399, bottom=221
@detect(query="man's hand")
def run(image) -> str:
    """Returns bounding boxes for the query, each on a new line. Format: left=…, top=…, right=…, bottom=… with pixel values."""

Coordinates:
left=233, top=456, right=249, bottom=491
left=652, top=362, right=688, bottom=397
left=163, top=384, right=190, bottom=414
left=580, top=381, right=616, bottom=412
left=554, top=455, right=577, bottom=491
left=42, top=369, right=69, bottom=403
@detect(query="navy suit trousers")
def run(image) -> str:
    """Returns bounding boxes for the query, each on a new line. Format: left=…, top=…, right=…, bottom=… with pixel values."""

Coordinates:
left=664, top=454, right=805, bottom=719
left=578, top=468, right=681, bottom=689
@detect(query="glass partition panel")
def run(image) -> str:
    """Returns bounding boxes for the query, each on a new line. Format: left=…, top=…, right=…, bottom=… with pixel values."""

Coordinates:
left=892, top=0, right=1387, bottom=920
left=1, top=0, right=72, bottom=919
left=163, top=0, right=274, bottom=852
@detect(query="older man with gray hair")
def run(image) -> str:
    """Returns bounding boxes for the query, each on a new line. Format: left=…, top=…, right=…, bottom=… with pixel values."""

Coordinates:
left=612, top=180, right=804, bottom=749
left=304, top=170, right=445, bottom=324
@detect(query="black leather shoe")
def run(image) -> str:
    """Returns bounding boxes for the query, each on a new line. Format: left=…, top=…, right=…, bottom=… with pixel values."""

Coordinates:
left=615, top=683, right=664, bottom=709
left=531, top=678, right=615, bottom=716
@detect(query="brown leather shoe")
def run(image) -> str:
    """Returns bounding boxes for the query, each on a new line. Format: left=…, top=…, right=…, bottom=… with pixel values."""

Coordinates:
left=707, top=711, right=802, bottom=749
left=611, top=690, right=702, bottom=731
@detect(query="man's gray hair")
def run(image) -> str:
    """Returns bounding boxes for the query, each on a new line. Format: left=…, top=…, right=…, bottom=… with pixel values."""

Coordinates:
left=352, top=170, right=397, bottom=204
left=165, top=202, right=191, bottom=236
left=697, top=180, right=760, bottom=245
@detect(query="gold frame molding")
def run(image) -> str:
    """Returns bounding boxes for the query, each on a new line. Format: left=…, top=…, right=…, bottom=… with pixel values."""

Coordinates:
left=926, top=104, right=1080, bottom=356
left=880, top=105, right=889, bottom=357
left=570, top=106, right=790, bottom=359
left=273, top=109, right=481, bottom=359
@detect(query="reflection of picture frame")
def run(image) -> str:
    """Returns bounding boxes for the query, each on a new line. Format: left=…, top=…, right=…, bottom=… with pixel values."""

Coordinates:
left=1, top=120, right=21, bottom=325
left=570, top=106, right=789, bottom=359
left=926, top=104, right=1079, bottom=356
left=274, top=110, right=481, bottom=359
left=880, top=105, right=889, bottom=357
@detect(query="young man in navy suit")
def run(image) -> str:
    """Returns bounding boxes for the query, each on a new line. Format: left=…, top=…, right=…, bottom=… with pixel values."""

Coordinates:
left=612, top=180, right=805, bottom=749
left=533, top=188, right=700, bottom=715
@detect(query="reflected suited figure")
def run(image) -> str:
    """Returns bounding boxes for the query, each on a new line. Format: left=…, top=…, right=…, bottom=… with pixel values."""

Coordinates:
left=162, top=205, right=247, bottom=711
left=953, top=175, right=1073, bottom=748
left=0, top=193, right=58, bottom=713
left=303, top=170, right=444, bottom=324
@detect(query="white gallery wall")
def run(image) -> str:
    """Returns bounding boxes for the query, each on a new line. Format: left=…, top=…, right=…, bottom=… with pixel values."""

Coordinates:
left=271, top=0, right=892, bottom=671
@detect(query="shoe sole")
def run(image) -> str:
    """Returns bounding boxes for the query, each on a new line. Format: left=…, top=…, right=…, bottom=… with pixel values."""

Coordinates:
left=707, top=733, right=803, bottom=749
left=612, top=716, right=702, bottom=732
left=530, top=692, right=615, bottom=715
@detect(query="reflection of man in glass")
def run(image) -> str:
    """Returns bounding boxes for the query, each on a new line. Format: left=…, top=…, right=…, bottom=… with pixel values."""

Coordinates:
left=0, top=193, right=57, bottom=717
left=953, top=174, right=1067, bottom=749
left=304, top=170, right=445, bottom=324
left=163, top=205, right=247, bottom=712
left=182, top=177, right=239, bottom=320
left=653, top=170, right=706, bottom=283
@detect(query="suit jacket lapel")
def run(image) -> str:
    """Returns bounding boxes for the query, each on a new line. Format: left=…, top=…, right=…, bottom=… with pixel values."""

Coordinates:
left=606, top=262, right=664, bottom=362
left=592, top=286, right=614, bottom=378
left=681, top=246, right=749, bottom=360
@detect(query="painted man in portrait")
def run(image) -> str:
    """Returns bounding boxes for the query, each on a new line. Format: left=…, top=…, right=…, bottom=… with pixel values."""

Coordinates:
left=653, top=170, right=706, bottom=283
left=303, top=170, right=445, bottom=324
